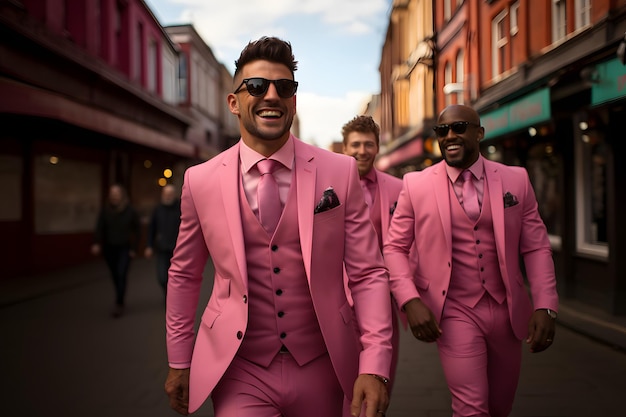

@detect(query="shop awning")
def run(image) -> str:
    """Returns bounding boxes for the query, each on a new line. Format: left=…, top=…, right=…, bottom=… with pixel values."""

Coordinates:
left=480, top=88, right=551, bottom=140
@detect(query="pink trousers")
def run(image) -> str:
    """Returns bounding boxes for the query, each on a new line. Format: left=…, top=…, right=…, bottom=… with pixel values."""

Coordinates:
left=437, top=294, right=522, bottom=417
left=211, top=351, right=350, bottom=417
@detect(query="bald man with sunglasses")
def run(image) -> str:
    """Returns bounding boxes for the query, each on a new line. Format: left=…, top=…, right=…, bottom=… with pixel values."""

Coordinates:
left=384, top=104, right=558, bottom=417
left=164, top=37, right=392, bottom=417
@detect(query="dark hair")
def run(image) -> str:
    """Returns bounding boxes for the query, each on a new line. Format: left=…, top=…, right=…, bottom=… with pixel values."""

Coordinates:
left=341, top=115, right=380, bottom=145
left=234, top=36, right=298, bottom=79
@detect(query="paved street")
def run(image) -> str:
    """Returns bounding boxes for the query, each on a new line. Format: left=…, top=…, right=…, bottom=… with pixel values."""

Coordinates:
left=2, top=258, right=626, bottom=417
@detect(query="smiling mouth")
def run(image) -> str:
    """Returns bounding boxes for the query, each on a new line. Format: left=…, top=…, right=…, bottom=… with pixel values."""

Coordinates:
left=257, top=110, right=283, bottom=119
left=445, top=143, right=462, bottom=152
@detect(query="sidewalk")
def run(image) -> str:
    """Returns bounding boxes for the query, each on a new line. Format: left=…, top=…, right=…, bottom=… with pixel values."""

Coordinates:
left=3, top=260, right=626, bottom=352
left=2, top=259, right=626, bottom=417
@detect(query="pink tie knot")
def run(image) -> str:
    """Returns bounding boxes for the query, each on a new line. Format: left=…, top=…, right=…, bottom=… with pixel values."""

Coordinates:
left=257, top=159, right=281, bottom=175
left=462, top=169, right=473, bottom=183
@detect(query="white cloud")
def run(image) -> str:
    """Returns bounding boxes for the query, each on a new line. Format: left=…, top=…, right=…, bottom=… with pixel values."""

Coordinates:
left=296, top=91, right=372, bottom=149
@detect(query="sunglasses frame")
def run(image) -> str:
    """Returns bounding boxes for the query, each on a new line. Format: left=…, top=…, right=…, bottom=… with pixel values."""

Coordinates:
left=233, top=78, right=299, bottom=99
left=433, top=121, right=481, bottom=137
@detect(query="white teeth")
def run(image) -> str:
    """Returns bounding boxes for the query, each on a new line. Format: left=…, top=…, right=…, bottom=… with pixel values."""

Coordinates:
left=446, top=144, right=461, bottom=151
left=258, top=110, right=281, bottom=117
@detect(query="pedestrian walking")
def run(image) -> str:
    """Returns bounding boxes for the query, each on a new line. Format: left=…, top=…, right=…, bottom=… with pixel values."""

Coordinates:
left=91, top=184, right=140, bottom=318
left=164, top=36, right=393, bottom=417
left=384, top=104, right=559, bottom=417
left=144, top=184, right=181, bottom=299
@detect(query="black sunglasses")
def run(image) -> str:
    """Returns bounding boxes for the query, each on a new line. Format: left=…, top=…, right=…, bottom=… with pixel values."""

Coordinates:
left=433, top=121, right=480, bottom=137
left=234, top=78, right=298, bottom=98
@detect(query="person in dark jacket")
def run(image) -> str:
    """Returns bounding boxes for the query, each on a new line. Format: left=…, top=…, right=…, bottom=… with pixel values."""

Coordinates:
left=91, top=184, right=140, bottom=318
left=144, top=184, right=181, bottom=298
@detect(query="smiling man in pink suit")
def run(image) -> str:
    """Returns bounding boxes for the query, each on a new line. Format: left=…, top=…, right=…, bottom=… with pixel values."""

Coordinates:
left=384, top=104, right=558, bottom=417
left=341, top=115, right=403, bottom=394
left=164, top=37, right=392, bottom=417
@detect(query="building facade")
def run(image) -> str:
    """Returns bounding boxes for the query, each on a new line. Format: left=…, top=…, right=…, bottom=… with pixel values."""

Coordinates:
left=378, top=0, right=626, bottom=317
left=375, top=0, right=439, bottom=176
left=0, top=0, right=235, bottom=277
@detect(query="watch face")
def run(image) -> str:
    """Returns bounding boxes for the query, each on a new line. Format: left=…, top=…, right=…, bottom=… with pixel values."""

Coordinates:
left=547, top=309, right=557, bottom=319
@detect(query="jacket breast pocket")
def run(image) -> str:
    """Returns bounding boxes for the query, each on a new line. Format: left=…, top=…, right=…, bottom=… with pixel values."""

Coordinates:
left=313, top=204, right=342, bottom=224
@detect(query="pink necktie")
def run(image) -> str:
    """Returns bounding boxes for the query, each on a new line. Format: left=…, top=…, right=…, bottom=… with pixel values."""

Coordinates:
left=462, top=170, right=480, bottom=221
left=257, top=159, right=282, bottom=233
left=360, top=178, right=373, bottom=207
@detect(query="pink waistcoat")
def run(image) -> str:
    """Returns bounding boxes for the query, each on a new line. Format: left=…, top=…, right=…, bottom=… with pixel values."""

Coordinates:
left=447, top=180, right=506, bottom=308
left=236, top=179, right=327, bottom=367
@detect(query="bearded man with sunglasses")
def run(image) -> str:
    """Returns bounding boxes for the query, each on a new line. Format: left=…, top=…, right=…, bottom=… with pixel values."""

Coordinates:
left=384, top=104, right=558, bottom=417
left=164, top=36, right=392, bottom=417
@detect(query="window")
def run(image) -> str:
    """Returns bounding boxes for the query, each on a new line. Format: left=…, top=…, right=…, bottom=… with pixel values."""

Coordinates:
left=492, top=9, right=508, bottom=78
left=574, top=111, right=608, bottom=258
left=510, top=1, right=519, bottom=36
left=575, top=0, right=591, bottom=29
left=133, top=22, right=143, bottom=82
left=147, top=39, right=157, bottom=93
left=456, top=50, right=464, bottom=104
left=178, top=53, right=188, bottom=102
left=552, top=0, right=567, bottom=42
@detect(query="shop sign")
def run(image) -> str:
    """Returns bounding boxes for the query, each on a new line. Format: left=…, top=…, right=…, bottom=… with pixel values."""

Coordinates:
left=480, top=88, right=551, bottom=140
left=591, top=58, right=626, bottom=106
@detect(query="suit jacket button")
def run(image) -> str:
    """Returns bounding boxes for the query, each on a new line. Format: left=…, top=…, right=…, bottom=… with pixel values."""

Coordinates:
left=273, top=267, right=281, bottom=273
left=243, top=295, right=248, bottom=303
left=280, top=332, right=287, bottom=339
left=236, top=331, right=243, bottom=340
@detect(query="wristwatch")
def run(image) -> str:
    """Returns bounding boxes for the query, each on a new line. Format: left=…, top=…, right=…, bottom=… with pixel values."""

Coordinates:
left=546, top=309, right=557, bottom=319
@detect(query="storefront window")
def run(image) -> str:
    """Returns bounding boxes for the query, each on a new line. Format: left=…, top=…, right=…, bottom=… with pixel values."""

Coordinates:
left=575, top=111, right=609, bottom=258
left=34, top=154, right=101, bottom=234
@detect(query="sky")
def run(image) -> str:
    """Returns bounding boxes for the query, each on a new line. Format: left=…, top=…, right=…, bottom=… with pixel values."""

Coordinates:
left=144, top=0, right=392, bottom=150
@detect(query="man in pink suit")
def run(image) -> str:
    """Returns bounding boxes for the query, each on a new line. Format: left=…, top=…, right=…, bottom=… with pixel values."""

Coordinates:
left=164, top=37, right=392, bottom=417
left=341, top=115, right=403, bottom=394
left=384, top=104, right=558, bottom=417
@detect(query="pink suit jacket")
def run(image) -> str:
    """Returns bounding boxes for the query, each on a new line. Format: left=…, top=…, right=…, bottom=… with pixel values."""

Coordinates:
left=373, top=169, right=403, bottom=246
left=166, top=137, right=393, bottom=413
left=384, top=159, right=558, bottom=341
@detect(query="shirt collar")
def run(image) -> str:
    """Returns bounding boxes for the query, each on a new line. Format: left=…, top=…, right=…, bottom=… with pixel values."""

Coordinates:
left=361, top=168, right=377, bottom=183
left=446, top=155, right=484, bottom=183
left=239, top=135, right=295, bottom=173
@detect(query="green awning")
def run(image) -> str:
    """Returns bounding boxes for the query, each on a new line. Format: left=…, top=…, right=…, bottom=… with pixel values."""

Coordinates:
left=591, top=58, right=626, bottom=106
left=480, top=88, right=551, bottom=140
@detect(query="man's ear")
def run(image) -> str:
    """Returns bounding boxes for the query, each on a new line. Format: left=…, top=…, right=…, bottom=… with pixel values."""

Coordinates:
left=227, top=94, right=239, bottom=115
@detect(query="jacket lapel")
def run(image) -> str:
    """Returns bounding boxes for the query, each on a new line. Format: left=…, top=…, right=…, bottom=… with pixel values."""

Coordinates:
left=484, top=160, right=506, bottom=274
left=294, top=140, right=316, bottom=282
left=433, top=162, right=453, bottom=254
left=218, top=144, right=248, bottom=288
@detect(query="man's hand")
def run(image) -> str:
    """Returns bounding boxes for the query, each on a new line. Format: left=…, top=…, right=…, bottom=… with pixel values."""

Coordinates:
left=526, top=309, right=556, bottom=353
left=350, top=374, right=389, bottom=417
left=164, top=367, right=190, bottom=415
left=404, top=298, right=442, bottom=343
